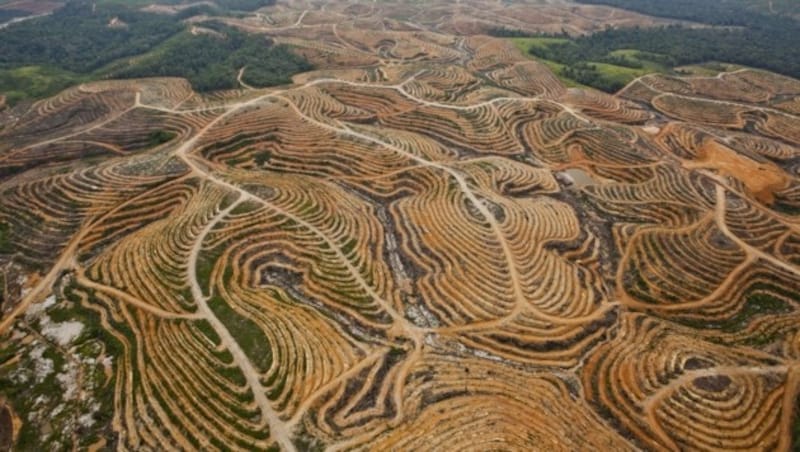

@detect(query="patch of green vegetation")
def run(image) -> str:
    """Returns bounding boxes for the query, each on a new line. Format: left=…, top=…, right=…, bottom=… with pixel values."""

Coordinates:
left=217, top=362, right=249, bottom=388
left=0, top=1, right=307, bottom=103
left=146, top=130, right=177, bottom=148
left=676, top=288, right=793, bottom=333
left=293, top=436, right=325, bottom=452
left=190, top=320, right=251, bottom=391
left=673, top=62, right=734, bottom=76
left=506, top=35, right=637, bottom=90
left=508, top=37, right=587, bottom=88
left=114, top=24, right=312, bottom=92
left=0, top=65, right=85, bottom=105
left=54, top=285, right=126, bottom=358
left=253, top=151, right=272, bottom=167
left=586, top=60, right=658, bottom=89
left=267, top=373, right=287, bottom=400
left=773, top=201, right=800, bottom=217
left=0, top=1, right=180, bottom=103
left=231, top=200, right=257, bottom=216
left=569, top=0, right=800, bottom=81
left=196, top=245, right=225, bottom=297
left=742, top=332, right=780, bottom=347
left=0, top=280, right=129, bottom=450
left=608, top=49, right=670, bottom=71
left=722, top=292, right=792, bottom=331
left=507, top=33, right=674, bottom=92
left=341, top=238, right=357, bottom=256
left=560, top=62, right=645, bottom=92
left=0, top=1, right=182, bottom=72
left=149, top=384, right=203, bottom=449
left=208, top=294, right=272, bottom=372
left=509, top=36, right=570, bottom=52
left=493, top=0, right=800, bottom=92
left=194, top=319, right=222, bottom=346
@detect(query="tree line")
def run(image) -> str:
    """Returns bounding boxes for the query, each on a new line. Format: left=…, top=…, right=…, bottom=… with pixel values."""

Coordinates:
left=0, top=0, right=310, bottom=101
left=535, top=25, right=800, bottom=81
left=488, top=0, right=800, bottom=93
left=567, top=0, right=800, bottom=79
left=115, top=24, right=312, bottom=91
left=0, top=1, right=183, bottom=72
left=573, top=0, right=797, bottom=27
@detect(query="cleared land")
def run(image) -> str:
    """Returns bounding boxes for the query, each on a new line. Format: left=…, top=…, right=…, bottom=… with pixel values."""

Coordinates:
left=0, top=0, right=799, bottom=450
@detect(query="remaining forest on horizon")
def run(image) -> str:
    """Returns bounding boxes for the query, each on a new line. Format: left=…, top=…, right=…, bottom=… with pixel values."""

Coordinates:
left=494, top=0, right=800, bottom=92
left=0, top=0, right=310, bottom=104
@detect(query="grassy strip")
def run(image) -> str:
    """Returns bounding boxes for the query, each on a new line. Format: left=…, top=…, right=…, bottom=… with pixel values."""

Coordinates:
left=509, top=38, right=587, bottom=89
left=0, top=66, right=86, bottom=105
left=208, top=294, right=273, bottom=372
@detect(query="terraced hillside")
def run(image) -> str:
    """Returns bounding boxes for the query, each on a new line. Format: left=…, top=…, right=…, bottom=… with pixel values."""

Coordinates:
left=1, top=0, right=799, bottom=450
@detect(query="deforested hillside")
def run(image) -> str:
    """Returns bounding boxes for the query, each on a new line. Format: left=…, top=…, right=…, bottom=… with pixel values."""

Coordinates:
left=1, top=1, right=799, bottom=450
